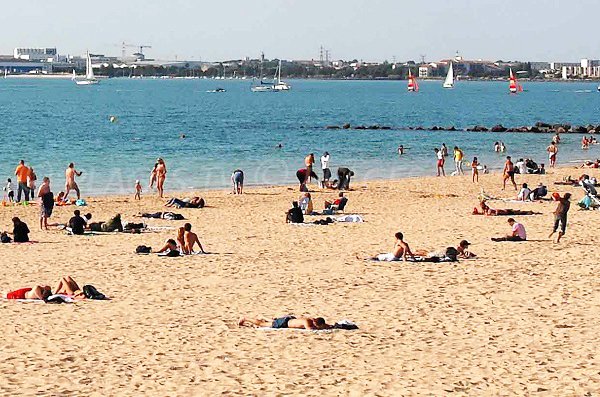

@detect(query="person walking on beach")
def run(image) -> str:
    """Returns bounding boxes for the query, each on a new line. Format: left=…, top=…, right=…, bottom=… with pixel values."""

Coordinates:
left=320, top=152, right=331, bottom=186
left=435, top=148, right=445, bottom=176
left=64, top=163, right=83, bottom=200
left=453, top=146, right=465, bottom=175
left=502, top=156, right=517, bottom=191
left=546, top=141, right=558, bottom=167
left=134, top=180, right=142, bottom=200
left=441, top=143, right=448, bottom=157
left=14, top=160, right=30, bottom=202
left=549, top=193, right=571, bottom=243
left=471, top=157, right=479, bottom=183
left=37, top=177, right=54, bottom=230
left=156, top=158, right=167, bottom=198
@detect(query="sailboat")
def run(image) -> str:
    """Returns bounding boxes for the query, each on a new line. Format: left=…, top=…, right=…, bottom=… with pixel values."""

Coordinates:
left=407, top=69, right=418, bottom=92
left=251, top=55, right=273, bottom=92
left=509, top=68, right=522, bottom=93
left=3, top=68, right=7, bottom=79
left=74, top=51, right=99, bottom=85
left=443, top=62, right=454, bottom=88
left=272, top=60, right=291, bottom=91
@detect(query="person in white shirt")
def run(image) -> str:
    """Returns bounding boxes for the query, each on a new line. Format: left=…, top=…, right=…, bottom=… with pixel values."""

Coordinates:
left=517, top=183, right=532, bottom=201
left=515, top=158, right=527, bottom=175
left=435, top=148, right=445, bottom=176
left=4, top=178, right=14, bottom=202
left=320, top=152, right=331, bottom=185
left=492, top=218, right=527, bottom=241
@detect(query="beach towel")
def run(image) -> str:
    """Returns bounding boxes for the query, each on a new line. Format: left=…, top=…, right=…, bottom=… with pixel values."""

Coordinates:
left=336, top=214, right=364, bottom=223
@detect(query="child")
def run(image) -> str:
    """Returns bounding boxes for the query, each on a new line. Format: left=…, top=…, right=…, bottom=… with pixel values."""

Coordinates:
left=471, top=157, right=479, bottom=183
left=135, top=180, right=142, bottom=200
left=4, top=178, right=14, bottom=202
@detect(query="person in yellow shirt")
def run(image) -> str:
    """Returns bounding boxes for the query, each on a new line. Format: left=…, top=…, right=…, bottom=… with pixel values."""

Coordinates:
left=453, top=146, right=464, bottom=175
left=14, top=160, right=31, bottom=202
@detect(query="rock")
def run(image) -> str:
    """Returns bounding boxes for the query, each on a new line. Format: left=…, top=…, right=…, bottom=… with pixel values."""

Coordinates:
left=535, top=121, right=552, bottom=129
left=556, top=127, right=565, bottom=134
left=527, top=126, right=540, bottom=133
left=587, top=124, right=596, bottom=132
left=431, top=126, right=439, bottom=131
left=447, top=126, right=456, bottom=131
left=380, top=126, right=391, bottom=130
left=354, top=125, right=366, bottom=130
left=326, top=125, right=340, bottom=129
left=368, top=125, right=380, bottom=130
left=491, top=124, right=507, bottom=132
left=574, top=125, right=587, bottom=133
left=342, top=123, right=351, bottom=129
left=415, top=126, right=424, bottom=131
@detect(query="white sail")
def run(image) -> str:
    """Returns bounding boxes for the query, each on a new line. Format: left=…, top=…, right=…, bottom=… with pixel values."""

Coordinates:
left=85, top=52, right=95, bottom=80
left=443, top=62, right=454, bottom=88
left=272, top=60, right=291, bottom=91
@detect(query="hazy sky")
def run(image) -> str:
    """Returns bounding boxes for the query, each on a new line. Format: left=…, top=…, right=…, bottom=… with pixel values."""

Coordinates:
left=1, top=0, right=599, bottom=62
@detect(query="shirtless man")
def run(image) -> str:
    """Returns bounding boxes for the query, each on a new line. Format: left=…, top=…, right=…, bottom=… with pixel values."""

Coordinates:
left=183, top=223, right=206, bottom=254
left=64, top=163, right=83, bottom=200
left=546, top=142, right=558, bottom=167
left=239, top=315, right=332, bottom=330
left=4, top=285, right=52, bottom=301
left=156, top=158, right=167, bottom=198
left=502, top=156, right=517, bottom=191
left=374, top=232, right=415, bottom=261
left=37, top=177, right=53, bottom=230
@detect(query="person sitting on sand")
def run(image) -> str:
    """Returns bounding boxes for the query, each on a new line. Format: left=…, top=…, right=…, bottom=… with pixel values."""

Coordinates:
left=156, top=239, right=181, bottom=256
left=68, top=210, right=87, bottom=235
left=472, top=200, right=537, bottom=216
left=298, top=192, right=314, bottom=215
left=239, top=316, right=332, bottom=330
left=322, top=179, right=339, bottom=190
left=373, top=232, right=415, bottom=261
left=530, top=183, right=548, bottom=200
left=517, top=183, right=532, bottom=201
left=182, top=223, right=206, bottom=254
left=456, top=240, right=476, bottom=259
left=165, top=197, right=205, bottom=209
left=491, top=218, right=527, bottom=242
left=286, top=201, right=304, bottom=224
left=10, top=217, right=30, bottom=243
left=3, top=285, right=52, bottom=301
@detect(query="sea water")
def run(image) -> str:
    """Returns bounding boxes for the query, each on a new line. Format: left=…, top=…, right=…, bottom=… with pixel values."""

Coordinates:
left=0, top=78, right=599, bottom=195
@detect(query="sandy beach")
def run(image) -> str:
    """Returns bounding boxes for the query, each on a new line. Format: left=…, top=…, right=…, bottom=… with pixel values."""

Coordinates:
left=1, top=166, right=599, bottom=396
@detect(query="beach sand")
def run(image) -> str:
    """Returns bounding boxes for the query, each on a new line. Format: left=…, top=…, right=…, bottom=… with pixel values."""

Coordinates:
left=1, top=167, right=599, bottom=396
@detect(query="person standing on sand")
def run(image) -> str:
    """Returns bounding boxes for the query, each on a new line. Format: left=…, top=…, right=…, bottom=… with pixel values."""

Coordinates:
left=471, top=157, right=479, bottom=183
left=441, top=143, right=449, bottom=157
left=453, top=146, right=464, bottom=175
left=64, top=163, right=83, bottom=200
left=547, top=141, right=558, bottom=167
left=304, top=153, right=315, bottom=183
left=27, top=167, right=36, bottom=199
left=149, top=162, right=158, bottom=189
left=549, top=193, right=571, bottom=243
left=320, top=152, right=331, bottom=185
left=435, top=148, right=445, bottom=176
left=156, top=158, right=167, bottom=198
left=14, top=160, right=30, bottom=202
left=37, top=177, right=54, bottom=230
left=502, top=156, right=517, bottom=191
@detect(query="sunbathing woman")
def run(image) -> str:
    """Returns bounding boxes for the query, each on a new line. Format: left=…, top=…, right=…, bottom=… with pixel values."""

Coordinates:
left=472, top=200, right=538, bottom=216
left=3, top=285, right=52, bottom=301
left=54, top=276, right=85, bottom=299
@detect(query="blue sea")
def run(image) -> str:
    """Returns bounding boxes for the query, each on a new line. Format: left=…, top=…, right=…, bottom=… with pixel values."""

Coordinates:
left=1, top=78, right=599, bottom=195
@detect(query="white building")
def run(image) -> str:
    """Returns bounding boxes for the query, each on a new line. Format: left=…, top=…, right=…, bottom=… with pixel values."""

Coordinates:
left=13, top=48, right=57, bottom=62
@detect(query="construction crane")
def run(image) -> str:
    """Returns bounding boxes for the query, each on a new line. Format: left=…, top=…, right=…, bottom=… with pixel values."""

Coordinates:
left=120, top=42, right=152, bottom=59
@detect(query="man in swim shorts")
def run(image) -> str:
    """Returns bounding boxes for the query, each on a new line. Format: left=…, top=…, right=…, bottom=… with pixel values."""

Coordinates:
left=546, top=141, right=558, bottom=167
left=239, top=316, right=332, bottom=330
left=502, top=156, right=517, bottom=191
left=374, top=232, right=415, bottom=261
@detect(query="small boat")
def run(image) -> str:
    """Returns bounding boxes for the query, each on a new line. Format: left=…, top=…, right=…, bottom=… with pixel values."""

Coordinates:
left=207, top=88, right=226, bottom=93
left=443, top=62, right=454, bottom=88
left=597, top=84, right=600, bottom=92
left=407, top=69, right=419, bottom=92
left=272, top=60, right=290, bottom=91
left=75, top=51, right=99, bottom=85
left=509, top=68, right=522, bottom=94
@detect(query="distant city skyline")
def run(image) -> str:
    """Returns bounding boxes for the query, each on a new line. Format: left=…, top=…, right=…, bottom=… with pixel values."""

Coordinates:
left=2, top=0, right=600, bottom=62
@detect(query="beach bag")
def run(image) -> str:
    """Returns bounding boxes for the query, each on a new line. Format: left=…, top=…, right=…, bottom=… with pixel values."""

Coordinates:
left=75, top=199, right=87, bottom=206
left=135, top=245, right=152, bottom=254
left=83, top=285, right=107, bottom=300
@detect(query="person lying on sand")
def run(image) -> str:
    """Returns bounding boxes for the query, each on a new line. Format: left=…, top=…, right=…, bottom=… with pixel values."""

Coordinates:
left=54, top=276, right=86, bottom=299
left=165, top=197, right=205, bottom=209
left=372, top=232, right=415, bottom=261
left=3, top=285, right=52, bottom=300
left=491, top=218, right=527, bottom=242
left=472, top=200, right=538, bottom=216
left=239, top=316, right=332, bottom=330
left=456, top=240, right=476, bottom=259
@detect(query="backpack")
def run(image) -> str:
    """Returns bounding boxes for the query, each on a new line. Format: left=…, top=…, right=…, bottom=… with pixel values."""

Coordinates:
left=135, top=245, right=152, bottom=254
left=83, top=285, right=107, bottom=300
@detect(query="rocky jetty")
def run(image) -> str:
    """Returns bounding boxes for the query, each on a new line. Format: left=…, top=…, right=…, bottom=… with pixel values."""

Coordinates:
left=323, top=122, right=599, bottom=134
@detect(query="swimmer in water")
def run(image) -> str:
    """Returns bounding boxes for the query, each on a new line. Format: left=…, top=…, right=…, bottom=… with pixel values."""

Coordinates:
left=277, top=143, right=283, bottom=149
left=398, top=145, right=404, bottom=155
left=180, top=134, right=186, bottom=139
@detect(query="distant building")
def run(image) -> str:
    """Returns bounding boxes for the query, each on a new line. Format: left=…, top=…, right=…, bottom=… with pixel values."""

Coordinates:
left=529, top=62, right=550, bottom=71
left=13, top=47, right=57, bottom=62
left=418, top=64, right=436, bottom=78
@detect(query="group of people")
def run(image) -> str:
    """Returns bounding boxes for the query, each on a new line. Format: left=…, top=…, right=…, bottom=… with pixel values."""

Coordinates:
left=3, top=276, right=105, bottom=302
left=3, top=160, right=37, bottom=203
left=157, top=223, right=206, bottom=256
left=296, top=152, right=354, bottom=192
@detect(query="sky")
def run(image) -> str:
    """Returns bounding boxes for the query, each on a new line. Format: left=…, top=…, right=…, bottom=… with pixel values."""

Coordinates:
left=1, top=0, right=599, bottom=62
